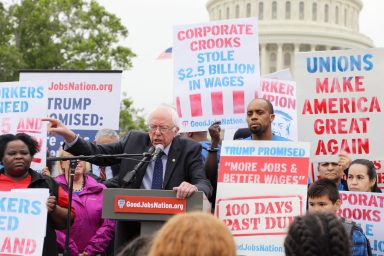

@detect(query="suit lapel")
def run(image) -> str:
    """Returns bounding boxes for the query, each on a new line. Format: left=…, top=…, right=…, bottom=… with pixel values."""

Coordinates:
left=163, top=137, right=180, bottom=188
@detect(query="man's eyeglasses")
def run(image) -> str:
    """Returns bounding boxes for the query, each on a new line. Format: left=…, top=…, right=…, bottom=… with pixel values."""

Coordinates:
left=148, top=124, right=174, bottom=133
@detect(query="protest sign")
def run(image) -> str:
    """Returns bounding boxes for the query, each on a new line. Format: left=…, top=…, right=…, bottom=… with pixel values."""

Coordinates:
left=0, top=81, right=48, bottom=170
left=19, top=71, right=122, bottom=156
left=338, top=191, right=384, bottom=255
left=0, top=190, right=49, bottom=256
left=295, top=48, right=384, bottom=161
left=373, top=160, right=384, bottom=190
left=216, top=140, right=309, bottom=255
left=263, top=69, right=293, bottom=81
left=174, top=18, right=260, bottom=132
left=258, top=78, right=297, bottom=141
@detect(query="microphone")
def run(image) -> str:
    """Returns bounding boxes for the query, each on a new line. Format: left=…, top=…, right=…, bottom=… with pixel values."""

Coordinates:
left=122, top=146, right=155, bottom=184
left=151, top=144, right=164, bottom=161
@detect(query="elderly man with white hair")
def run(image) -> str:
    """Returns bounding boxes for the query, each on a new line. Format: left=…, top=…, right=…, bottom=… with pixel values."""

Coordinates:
left=44, top=104, right=212, bottom=198
left=44, top=104, right=212, bottom=251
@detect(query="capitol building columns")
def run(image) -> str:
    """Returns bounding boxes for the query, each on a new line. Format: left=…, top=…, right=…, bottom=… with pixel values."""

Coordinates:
left=206, top=0, right=374, bottom=75
left=276, top=43, right=283, bottom=71
left=260, top=43, right=267, bottom=74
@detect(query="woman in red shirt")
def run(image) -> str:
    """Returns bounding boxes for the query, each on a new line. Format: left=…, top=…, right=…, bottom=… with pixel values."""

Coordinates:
left=0, top=133, right=73, bottom=256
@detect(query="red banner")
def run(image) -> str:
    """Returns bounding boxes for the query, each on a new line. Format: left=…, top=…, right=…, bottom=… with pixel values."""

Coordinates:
left=114, top=196, right=186, bottom=214
left=218, top=156, right=309, bottom=185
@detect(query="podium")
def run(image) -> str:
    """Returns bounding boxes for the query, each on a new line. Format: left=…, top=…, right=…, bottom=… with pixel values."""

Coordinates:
left=102, top=188, right=211, bottom=243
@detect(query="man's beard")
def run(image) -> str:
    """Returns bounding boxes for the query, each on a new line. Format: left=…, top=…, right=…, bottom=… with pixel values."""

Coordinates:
left=250, top=126, right=263, bottom=136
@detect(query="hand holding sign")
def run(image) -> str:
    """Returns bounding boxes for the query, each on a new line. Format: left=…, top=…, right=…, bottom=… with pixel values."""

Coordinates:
left=338, top=152, right=352, bottom=171
left=46, top=196, right=57, bottom=213
left=208, top=121, right=221, bottom=147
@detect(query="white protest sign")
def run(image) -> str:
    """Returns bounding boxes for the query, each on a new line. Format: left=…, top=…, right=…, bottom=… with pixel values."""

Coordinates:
left=174, top=18, right=260, bottom=132
left=19, top=71, right=122, bottom=156
left=263, top=69, right=293, bottom=81
left=372, top=160, right=384, bottom=190
left=258, top=78, right=297, bottom=141
left=338, top=191, right=384, bottom=255
left=216, top=140, right=309, bottom=255
left=0, top=189, right=49, bottom=256
left=295, top=48, right=384, bottom=161
left=0, top=81, right=48, bottom=171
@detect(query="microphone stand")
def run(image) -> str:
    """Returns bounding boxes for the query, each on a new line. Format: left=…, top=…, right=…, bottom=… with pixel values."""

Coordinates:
left=47, top=153, right=152, bottom=255
left=123, top=147, right=155, bottom=185
left=63, top=159, right=76, bottom=256
left=47, top=153, right=150, bottom=162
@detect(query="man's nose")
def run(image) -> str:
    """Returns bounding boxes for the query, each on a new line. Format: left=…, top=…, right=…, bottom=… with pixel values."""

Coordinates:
left=310, top=206, right=319, bottom=214
left=154, top=128, right=162, bottom=135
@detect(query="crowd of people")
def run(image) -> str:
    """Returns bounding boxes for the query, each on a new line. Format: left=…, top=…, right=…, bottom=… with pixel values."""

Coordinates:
left=0, top=98, right=381, bottom=255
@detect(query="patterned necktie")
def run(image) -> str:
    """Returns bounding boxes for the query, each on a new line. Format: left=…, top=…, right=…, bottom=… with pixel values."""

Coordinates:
left=151, top=151, right=164, bottom=189
left=99, top=166, right=106, bottom=180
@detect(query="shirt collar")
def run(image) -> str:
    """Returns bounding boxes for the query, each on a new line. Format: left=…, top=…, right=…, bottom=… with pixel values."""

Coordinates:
left=162, top=142, right=172, bottom=156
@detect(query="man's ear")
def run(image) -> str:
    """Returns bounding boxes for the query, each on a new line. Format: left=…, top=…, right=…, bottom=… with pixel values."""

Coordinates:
left=270, top=113, right=275, bottom=122
left=92, top=140, right=97, bottom=145
left=173, top=127, right=180, bottom=134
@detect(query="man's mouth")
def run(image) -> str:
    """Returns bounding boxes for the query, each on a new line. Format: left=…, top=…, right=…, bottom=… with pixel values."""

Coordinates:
left=250, top=123, right=260, bottom=128
left=153, top=139, right=163, bottom=144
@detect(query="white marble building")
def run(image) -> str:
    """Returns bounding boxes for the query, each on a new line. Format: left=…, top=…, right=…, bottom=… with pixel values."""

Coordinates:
left=206, top=0, right=373, bottom=74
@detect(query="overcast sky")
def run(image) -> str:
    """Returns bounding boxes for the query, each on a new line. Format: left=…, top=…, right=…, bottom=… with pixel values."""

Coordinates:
left=96, top=0, right=384, bottom=116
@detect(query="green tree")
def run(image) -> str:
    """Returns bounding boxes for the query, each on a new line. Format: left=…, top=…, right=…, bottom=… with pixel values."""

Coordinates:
left=119, top=94, right=148, bottom=136
left=1, top=0, right=135, bottom=81
left=0, top=3, right=25, bottom=81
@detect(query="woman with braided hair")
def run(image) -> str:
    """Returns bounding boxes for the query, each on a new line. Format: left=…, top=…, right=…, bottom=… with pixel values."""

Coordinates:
left=284, top=213, right=351, bottom=256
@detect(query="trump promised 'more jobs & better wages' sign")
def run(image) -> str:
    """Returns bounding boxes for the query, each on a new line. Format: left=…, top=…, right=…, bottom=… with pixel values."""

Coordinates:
left=19, top=71, right=122, bottom=156
left=174, top=18, right=260, bottom=132
left=0, top=81, right=48, bottom=171
left=0, top=190, right=49, bottom=256
left=215, top=140, right=309, bottom=256
left=295, top=48, right=384, bottom=162
left=337, top=191, right=384, bottom=256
